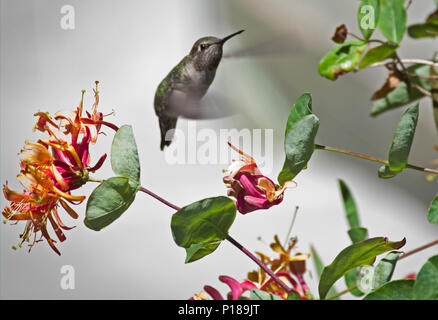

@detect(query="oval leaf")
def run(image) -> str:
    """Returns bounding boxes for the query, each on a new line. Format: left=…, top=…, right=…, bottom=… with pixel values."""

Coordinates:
left=408, top=23, right=438, bottom=39
left=387, top=102, right=419, bottom=172
left=318, top=40, right=367, bottom=80
left=359, top=42, right=398, bottom=70
left=363, top=279, right=414, bottom=300
left=413, top=255, right=438, bottom=300
left=111, top=125, right=141, bottom=185
left=377, top=0, right=407, bottom=44
left=84, top=176, right=138, bottom=231
left=171, top=196, right=236, bottom=249
left=318, top=237, right=406, bottom=299
left=358, top=0, right=380, bottom=39
left=278, top=115, right=319, bottom=185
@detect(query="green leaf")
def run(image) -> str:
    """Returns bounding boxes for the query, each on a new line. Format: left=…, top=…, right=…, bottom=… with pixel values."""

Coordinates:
left=311, top=245, right=339, bottom=299
left=371, top=64, right=432, bottom=117
left=372, top=251, right=401, bottom=290
left=318, top=237, right=406, bottom=299
left=111, top=125, right=141, bottom=185
left=358, top=42, right=398, bottom=70
left=185, top=241, right=221, bottom=263
left=338, top=179, right=360, bottom=229
left=84, top=177, right=138, bottom=231
left=318, top=40, right=367, bottom=80
left=171, top=197, right=236, bottom=253
left=278, top=94, right=319, bottom=185
left=363, top=279, right=415, bottom=300
left=344, top=268, right=365, bottom=296
left=278, top=115, right=319, bottom=184
left=250, top=289, right=283, bottom=300
left=386, top=102, right=419, bottom=173
left=408, top=23, right=438, bottom=39
left=358, top=0, right=380, bottom=39
left=427, top=194, right=438, bottom=224
left=348, top=227, right=368, bottom=243
left=377, top=0, right=407, bottom=44
left=284, top=93, right=313, bottom=136
left=413, top=255, right=438, bottom=300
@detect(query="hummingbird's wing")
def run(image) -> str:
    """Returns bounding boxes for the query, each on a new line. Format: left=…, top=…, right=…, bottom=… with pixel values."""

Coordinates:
left=165, top=89, right=234, bottom=119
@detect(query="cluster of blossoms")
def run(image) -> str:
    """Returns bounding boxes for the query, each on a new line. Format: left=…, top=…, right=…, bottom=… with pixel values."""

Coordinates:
left=2, top=82, right=117, bottom=255
left=190, top=235, right=310, bottom=300
left=223, top=142, right=295, bottom=214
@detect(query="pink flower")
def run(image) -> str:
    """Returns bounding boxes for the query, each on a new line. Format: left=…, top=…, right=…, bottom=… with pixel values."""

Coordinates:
left=223, top=142, right=295, bottom=214
left=190, top=275, right=257, bottom=300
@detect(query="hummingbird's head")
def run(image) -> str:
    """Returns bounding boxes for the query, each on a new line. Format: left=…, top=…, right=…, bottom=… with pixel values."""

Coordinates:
left=189, top=30, right=244, bottom=71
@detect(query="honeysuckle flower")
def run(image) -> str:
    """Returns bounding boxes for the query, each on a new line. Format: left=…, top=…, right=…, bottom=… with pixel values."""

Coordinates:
left=189, top=275, right=257, bottom=300
left=2, top=82, right=116, bottom=255
left=247, top=235, right=310, bottom=299
left=223, top=142, right=295, bottom=214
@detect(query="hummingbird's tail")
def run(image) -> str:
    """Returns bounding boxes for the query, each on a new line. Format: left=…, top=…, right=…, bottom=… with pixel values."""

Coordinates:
left=159, top=116, right=178, bottom=151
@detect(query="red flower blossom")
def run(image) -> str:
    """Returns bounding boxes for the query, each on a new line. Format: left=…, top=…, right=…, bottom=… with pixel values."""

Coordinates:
left=2, top=82, right=117, bottom=255
left=223, top=142, right=295, bottom=214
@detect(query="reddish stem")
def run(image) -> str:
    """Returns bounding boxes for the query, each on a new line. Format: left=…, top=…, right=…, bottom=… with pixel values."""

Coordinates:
left=137, top=185, right=292, bottom=294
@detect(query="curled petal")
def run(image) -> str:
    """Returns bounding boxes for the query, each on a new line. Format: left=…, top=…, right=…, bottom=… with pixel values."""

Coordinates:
left=88, top=153, right=107, bottom=172
left=52, top=208, right=75, bottom=230
left=203, top=285, right=224, bottom=300
left=239, top=280, right=257, bottom=292
left=48, top=212, right=66, bottom=242
left=219, top=275, right=243, bottom=300
left=39, top=224, right=61, bottom=256
left=3, top=183, right=29, bottom=202
left=59, top=199, right=79, bottom=219
left=239, top=173, right=264, bottom=198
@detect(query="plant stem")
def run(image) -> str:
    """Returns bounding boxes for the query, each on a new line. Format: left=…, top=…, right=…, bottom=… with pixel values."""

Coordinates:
left=137, top=186, right=292, bottom=293
left=138, top=186, right=181, bottom=211
left=226, top=235, right=292, bottom=294
left=399, top=239, right=438, bottom=260
left=325, top=284, right=358, bottom=300
left=368, top=59, right=438, bottom=69
left=315, top=144, right=438, bottom=175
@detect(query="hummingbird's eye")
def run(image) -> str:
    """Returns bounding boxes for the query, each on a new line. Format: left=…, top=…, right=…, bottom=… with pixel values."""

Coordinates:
left=199, top=43, right=208, bottom=51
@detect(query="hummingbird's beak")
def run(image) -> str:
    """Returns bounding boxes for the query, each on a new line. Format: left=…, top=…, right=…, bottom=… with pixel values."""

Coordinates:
left=218, top=29, right=245, bottom=45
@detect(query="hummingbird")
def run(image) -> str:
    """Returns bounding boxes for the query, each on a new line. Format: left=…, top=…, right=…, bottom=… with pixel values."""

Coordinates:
left=154, top=29, right=244, bottom=150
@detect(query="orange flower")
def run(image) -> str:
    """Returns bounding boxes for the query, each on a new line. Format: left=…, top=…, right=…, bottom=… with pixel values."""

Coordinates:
left=2, top=82, right=117, bottom=255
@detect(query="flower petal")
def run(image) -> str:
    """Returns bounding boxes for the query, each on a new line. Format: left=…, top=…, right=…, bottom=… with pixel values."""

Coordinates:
left=203, top=285, right=224, bottom=300
left=219, top=275, right=243, bottom=300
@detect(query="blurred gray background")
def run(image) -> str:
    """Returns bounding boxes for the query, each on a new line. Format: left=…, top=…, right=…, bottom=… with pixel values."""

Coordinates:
left=1, top=0, right=438, bottom=299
